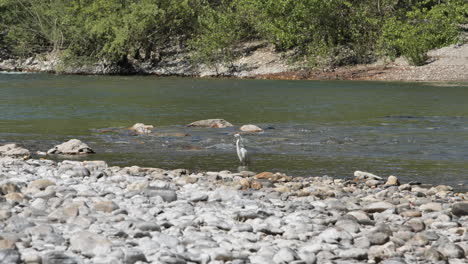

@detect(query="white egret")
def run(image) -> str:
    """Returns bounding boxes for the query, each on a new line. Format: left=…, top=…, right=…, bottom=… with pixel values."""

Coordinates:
left=234, top=133, right=248, bottom=165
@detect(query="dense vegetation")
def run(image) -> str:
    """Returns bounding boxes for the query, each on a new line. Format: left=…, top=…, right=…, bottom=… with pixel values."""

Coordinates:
left=0, top=0, right=466, bottom=68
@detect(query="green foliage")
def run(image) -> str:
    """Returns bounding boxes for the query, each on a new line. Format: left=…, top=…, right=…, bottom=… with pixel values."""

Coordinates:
left=0, top=0, right=466, bottom=68
left=379, top=0, right=468, bottom=65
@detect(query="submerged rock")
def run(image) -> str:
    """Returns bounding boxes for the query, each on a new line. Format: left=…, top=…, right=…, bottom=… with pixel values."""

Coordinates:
left=0, top=143, right=30, bottom=158
left=47, top=139, right=94, bottom=155
left=240, top=124, right=263, bottom=132
left=130, top=123, right=154, bottom=134
left=187, top=119, right=233, bottom=128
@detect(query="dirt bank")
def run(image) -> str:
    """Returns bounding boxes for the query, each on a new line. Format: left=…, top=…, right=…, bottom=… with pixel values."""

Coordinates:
left=1, top=42, right=467, bottom=82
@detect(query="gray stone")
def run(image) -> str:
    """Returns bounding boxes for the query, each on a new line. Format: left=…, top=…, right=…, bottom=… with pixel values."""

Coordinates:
left=145, top=189, right=177, bottom=202
left=337, top=248, right=367, bottom=260
left=42, top=251, right=78, bottom=264
left=381, top=258, right=408, bottom=264
left=70, top=231, right=112, bottom=257
left=0, top=249, right=20, bottom=264
left=354, top=236, right=371, bottom=249
left=437, top=242, right=465, bottom=259
left=0, top=143, right=30, bottom=158
left=368, top=232, right=390, bottom=245
left=365, top=201, right=395, bottom=213
left=424, top=247, right=446, bottom=262
left=318, top=228, right=353, bottom=243
left=368, top=242, right=396, bottom=261
left=210, top=248, right=234, bottom=261
left=451, top=203, right=468, bottom=217
left=47, top=139, right=94, bottom=155
left=136, top=222, right=160, bottom=232
left=335, top=219, right=360, bottom=233
left=124, top=248, right=147, bottom=264
left=406, top=218, right=425, bottom=232
left=273, top=247, right=299, bottom=264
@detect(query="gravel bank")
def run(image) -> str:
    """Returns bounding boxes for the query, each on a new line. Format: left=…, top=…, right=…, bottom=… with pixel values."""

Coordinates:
left=0, top=154, right=467, bottom=264
left=2, top=42, right=466, bottom=82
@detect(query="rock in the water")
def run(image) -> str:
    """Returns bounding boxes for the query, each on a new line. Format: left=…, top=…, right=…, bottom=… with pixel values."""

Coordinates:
left=354, top=171, right=383, bottom=180
left=47, top=139, right=94, bottom=155
left=187, top=119, right=233, bottom=128
left=130, top=123, right=154, bottom=134
left=0, top=249, right=20, bottom=264
left=451, top=203, right=468, bottom=217
left=240, top=124, right=263, bottom=132
left=0, top=143, right=30, bottom=158
left=385, top=175, right=400, bottom=186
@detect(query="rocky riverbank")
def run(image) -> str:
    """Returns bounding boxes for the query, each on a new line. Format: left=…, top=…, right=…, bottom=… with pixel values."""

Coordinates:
left=1, top=42, right=467, bottom=82
left=1, top=145, right=467, bottom=263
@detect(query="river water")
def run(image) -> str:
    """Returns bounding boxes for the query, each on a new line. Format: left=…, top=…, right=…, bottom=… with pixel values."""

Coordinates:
left=1, top=72, right=467, bottom=189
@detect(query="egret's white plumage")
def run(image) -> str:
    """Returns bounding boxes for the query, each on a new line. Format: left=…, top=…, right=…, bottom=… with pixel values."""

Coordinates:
left=234, top=133, right=248, bottom=165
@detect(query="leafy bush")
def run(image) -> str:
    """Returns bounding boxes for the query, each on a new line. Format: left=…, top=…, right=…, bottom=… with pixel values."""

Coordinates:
left=0, top=0, right=466, bottom=68
left=379, top=0, right=468, bottom=65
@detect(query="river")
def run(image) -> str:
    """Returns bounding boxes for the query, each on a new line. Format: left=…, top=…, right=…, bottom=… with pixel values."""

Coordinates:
left=1, top=72, right=467, bottom=190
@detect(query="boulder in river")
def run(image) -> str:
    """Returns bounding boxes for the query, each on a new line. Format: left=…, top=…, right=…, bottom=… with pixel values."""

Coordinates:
left=0, top=143, right=30, bottom=159
left=187, top=119, right=233, bottom=128
left=130, top=123, right=154, bottom=134
left=240, top=124, right=263, bottom=132
left=47, top=139, right=94, bottom=155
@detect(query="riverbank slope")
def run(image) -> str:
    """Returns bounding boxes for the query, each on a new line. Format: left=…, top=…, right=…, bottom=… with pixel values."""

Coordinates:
left=1, top=42, right=467, bottom=82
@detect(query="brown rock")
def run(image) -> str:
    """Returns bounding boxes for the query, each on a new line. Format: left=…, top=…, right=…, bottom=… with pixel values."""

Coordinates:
left=239, top=178, right=251, bottom=189
left=386, top=175, right=400, bottom=186
left=29, top=179, right=55, bottom=190
left=250, top=181, right=263, bottom=190
left=400, top=210, right=422, bottom=218
left=1, top=183, right=20, bottom=195
left=0, top=210, right=12, bottom=221
left=254, top=172, right=274, bottom=180
left=0, top=237, right=17, bottom=249
left=4, top=192, right=25, bottom=202
left=94, top=201, right=119, bottom=213
left=275, top=186, right=291, bottom=193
